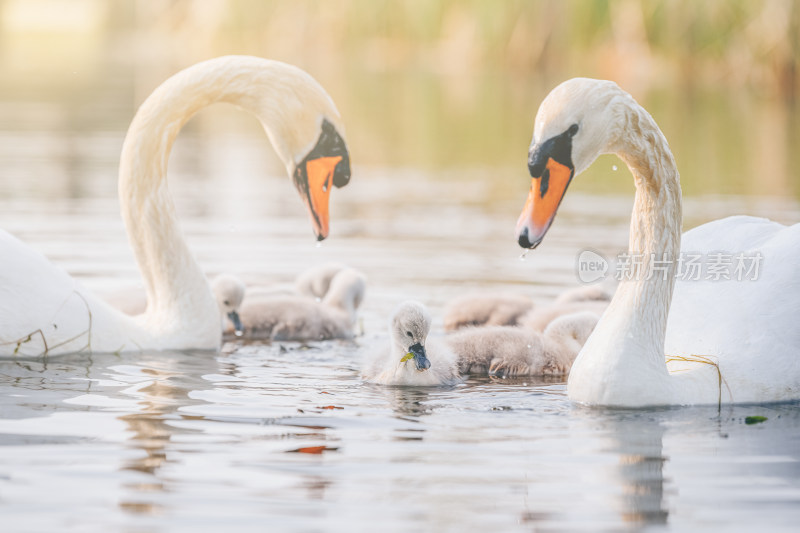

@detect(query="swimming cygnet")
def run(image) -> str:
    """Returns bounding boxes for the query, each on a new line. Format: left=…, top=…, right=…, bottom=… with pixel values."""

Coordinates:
left=295, top=261, right=346, bottom=298
left=442, top=293, right=534, bottom=331
left=211, top=274, right=247, bottom=334
left=447, top=311, right=600, bottom=377
left=362, top=301, right=460, bottom=386
left=238, top=261, right=347, bottom=300
left=520, top=285, right=612, bottom=332
left=553, top=285, right=612, bottom=305
left=234, top=267, right=366, bottom=341
left=104, top=274, right=245, bottom=333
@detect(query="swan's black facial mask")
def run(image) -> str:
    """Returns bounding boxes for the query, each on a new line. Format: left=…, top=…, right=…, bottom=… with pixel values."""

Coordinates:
left=293, top=119, right=351, bottom=241
left=516, top=124, right=578, bottom=249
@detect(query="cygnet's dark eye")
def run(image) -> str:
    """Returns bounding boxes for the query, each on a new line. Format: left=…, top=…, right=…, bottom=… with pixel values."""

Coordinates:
left=406, top=331, right=413, bottom=338
left=223, top=300, right=230, bottom=306
left=568, top=123, right=579, bottom=137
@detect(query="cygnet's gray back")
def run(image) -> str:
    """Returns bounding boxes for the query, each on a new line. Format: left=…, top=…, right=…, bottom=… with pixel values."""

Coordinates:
left=442, top=293, right=533, bottom=331
left=543, top=311, right=600, bottom=346
left=238, top=296, right=352, bottom=341
left=295, top=262, right=347, bottom=299
left=322, top=268, right=367, bottom=321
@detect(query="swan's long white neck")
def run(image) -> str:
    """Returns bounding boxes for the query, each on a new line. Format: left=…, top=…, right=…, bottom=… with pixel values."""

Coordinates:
left=118, top=57, right=326, bottom=345
left=568, top=96, right=682, bottom=406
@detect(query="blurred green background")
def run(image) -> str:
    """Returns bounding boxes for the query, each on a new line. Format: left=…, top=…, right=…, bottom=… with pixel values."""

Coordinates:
left=0, top=0, right=798, bottom=199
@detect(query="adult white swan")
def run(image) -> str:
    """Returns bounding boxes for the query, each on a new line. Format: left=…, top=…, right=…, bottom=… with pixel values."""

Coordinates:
left=0, top=56, right=351, bottom=356
left=516, top=78, right=799, bottom=406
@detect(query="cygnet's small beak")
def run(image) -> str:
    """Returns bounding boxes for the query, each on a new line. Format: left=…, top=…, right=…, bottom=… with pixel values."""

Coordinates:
left=227, top=310, right=244, bottom=337
left=409, top=342, right=431, bottom=372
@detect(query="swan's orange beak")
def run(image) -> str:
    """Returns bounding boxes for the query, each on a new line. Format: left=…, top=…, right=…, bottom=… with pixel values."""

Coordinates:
left=516, top=158, right=573, bottom=248
left=301, top=155, right=342, bottom=241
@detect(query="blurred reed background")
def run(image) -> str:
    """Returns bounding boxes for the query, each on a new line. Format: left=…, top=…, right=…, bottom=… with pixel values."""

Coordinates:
left=0, top=0, right=798, bottom=200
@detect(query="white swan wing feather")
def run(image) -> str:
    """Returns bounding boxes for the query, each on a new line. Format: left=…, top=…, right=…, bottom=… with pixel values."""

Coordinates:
left=666, top=216, right=800, bottom=402
left=0, top=230, right=142, bottom=356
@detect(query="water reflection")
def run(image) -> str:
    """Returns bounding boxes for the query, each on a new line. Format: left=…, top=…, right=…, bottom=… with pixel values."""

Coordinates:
left=604, top=413, right=669, bottom=525
left=1, top=348, right=800, bottom=531
left=379, top=386, right=434, bottom=418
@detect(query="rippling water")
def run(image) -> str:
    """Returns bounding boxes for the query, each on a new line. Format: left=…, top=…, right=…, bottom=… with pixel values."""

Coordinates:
left=1, top=133, right=800, bottom=531
left=2, top=346, right=800, bottom=533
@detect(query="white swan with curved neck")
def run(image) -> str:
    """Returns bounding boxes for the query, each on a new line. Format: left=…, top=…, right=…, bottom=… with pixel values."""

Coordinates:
left=516, top=78, right=799, bottom=406
left=0, top=56, right=351, bottom=356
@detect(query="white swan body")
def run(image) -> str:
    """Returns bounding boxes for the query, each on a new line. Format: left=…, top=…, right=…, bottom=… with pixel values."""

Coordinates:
left=0, top=56, right=351, bottom=356
left=516, top=78, right=800, bottom=406
left=236, top=267, right=366, bottom=341
left=362, top=301, right=461, bottom=386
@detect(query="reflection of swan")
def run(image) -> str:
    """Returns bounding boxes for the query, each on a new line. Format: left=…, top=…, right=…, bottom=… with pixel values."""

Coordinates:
left=0, top=56, right=350, bottom=356
left=362, top=301, right=461, bottom=386
left=235, top=267, right=366, bottom=341
left=449, top=311, right=599, bottom=377
left=516, top=78, right=799, bottom=406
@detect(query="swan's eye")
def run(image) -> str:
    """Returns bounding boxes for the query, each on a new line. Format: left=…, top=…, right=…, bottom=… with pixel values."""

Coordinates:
left=568, top=123, right=579, bottom=137
left=406, top=331, right=413, bottom=338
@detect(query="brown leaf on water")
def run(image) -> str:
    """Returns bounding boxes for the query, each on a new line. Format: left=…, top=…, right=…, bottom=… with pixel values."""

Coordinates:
left=286, top=446, right=339, bottom=454
left=318, top=405, right=343, bottom=410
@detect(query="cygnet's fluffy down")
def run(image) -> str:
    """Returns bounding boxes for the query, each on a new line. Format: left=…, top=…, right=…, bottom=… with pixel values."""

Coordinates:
left=211, top=274, right=247, bottom=332
left=235, top=267, right=366, bottom=341
left=553, top=285, right=612, bottom=305
left=521, top=300, right=609, bottom=332
left=362, top=301, right=461, bottom=386
left=294, top=261, right=347, bottom=299
left=442, top=293, right=534, bottom=331
left=241, top=262, right=348, bottom=301
left=447, top=311, right=600, bottom=377
left=513, top=285, right=611, bottom=332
